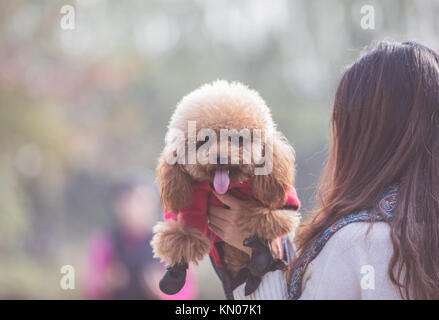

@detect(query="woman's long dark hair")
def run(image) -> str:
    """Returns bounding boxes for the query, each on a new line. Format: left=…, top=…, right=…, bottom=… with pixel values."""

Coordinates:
left=293, top=41, right=439, bottom=299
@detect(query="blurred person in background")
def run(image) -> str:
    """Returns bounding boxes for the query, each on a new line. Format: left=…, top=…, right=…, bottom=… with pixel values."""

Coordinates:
left=82, top=174, right=198, bottom=300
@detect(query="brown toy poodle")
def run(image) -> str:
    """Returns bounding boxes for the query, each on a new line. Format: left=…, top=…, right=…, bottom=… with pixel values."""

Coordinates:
left=151, top=80, right=300, bottom=295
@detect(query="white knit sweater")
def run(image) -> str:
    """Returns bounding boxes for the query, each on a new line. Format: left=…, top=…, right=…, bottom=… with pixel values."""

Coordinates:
left=233, top=222, right=403, bottom=300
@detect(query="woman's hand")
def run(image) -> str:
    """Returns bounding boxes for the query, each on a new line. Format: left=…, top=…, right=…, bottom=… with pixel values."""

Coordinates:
left=207, top=192, right=252, bottom=256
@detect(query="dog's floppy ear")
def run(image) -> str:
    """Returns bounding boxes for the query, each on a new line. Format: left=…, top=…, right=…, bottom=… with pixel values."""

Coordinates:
left=156, top=153, right=192, bottom=213
left=252, top=131, right=295, bottom=209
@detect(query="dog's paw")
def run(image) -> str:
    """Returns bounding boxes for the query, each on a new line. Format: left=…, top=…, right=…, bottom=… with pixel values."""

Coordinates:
left=237, top=207, right=301, bottom=240
left=151, top=219, right=210, bottom=266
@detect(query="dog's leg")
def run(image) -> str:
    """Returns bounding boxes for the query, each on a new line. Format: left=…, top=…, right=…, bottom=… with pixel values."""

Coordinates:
left=151, top=219, right=210, bottom=266
left=236, top=207, right=301, bottom=240
left=221, top=208, right=299, bottom=279
left=151, top=219, right=211, bottom=295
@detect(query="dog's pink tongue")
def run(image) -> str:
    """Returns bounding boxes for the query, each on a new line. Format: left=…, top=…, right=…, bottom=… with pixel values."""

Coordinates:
left=213, top=169, right=230, bottom=194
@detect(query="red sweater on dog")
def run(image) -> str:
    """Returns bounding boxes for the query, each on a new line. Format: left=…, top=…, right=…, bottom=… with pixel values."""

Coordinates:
left=164, top=180, right=301, bottom=267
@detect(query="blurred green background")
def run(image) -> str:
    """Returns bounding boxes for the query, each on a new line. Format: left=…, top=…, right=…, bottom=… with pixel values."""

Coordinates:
left=0, top=0, right=438, bottom=299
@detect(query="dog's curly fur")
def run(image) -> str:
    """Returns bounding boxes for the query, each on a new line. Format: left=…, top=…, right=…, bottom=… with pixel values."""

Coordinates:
left=236, top=206, right=301, bottom=240
left=151, top=80, right=299, bottom=275
left=157, top=158, right=192, bottom=214
left=221, top=244, right=250, bottom=277
left=151, top=217, right=211, bottom=266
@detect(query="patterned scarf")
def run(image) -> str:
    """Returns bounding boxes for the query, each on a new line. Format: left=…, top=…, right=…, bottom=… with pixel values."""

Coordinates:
left=289, top=185, right=398, bottom=299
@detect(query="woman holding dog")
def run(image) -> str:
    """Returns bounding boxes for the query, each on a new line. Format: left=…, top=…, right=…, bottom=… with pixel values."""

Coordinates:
left=208, top=41, right=439, bottom=299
